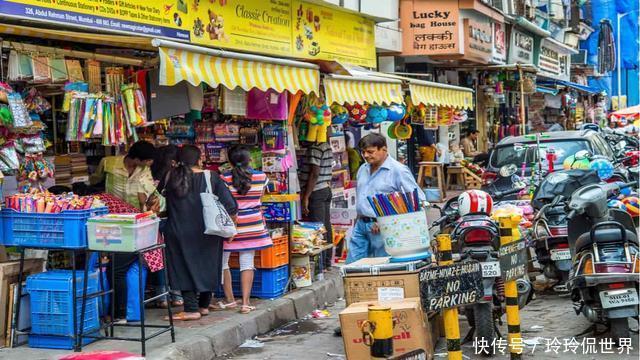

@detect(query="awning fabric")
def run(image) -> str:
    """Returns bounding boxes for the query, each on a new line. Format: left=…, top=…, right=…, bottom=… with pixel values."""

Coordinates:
left=537, top=79, right=602, bottom=94
left=536, top=86, right=559, bottom=95
left=323, top=76, right=403, bottom=105
left=0, top=23, right=154, bottom=50
left=409, top=82, right=474, bottom=110
left=158, top=46, right=319, bottom=94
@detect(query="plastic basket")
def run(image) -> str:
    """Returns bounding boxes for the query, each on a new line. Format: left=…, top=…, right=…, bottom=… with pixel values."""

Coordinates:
left=26, top=270, right=100, bottom=337
left=228, top=236, right=289, bottom=269
left=87, top=217, right=159, bottom=252
left=2, top=207, right=108, bottom=248
left=217, top=265, right=289, bottom=299
left=378, top=210, right=431, bottom=260
left=28, top=331, right=99, bottom=350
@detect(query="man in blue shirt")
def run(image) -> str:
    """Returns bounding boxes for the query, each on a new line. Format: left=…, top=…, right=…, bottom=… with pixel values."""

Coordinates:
left=347, top=133, right=426, bottom=263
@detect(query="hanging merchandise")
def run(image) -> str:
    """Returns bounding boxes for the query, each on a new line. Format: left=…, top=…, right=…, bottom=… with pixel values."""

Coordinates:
left=6, top=91, right=33, bottom=128
left=204, top=142, right=228, bottom=163
left=121, top=83, right=148, bottom=126
left=0, top=104, right=13, bottom=127
left=386, top=104, right=406, bottom=122
left=8, top=51, right=34, bottom=81
left=214, top=122, right=240, bottom=142
left=394, top=119, right=413, bottom=140
left=86, top=60, right=102, bottom=93
left=0, top=143, right=20, bottom=172
left=18, top=152, right=54, bottom=192
left=18, top=135, right=46, bottom=154
left=262, top=123, right=287, bottom=153
left=246, top=88, right=288, bottom=120
left=330, top=104, right=348, bottom=125
left=195, top=122, right=215, bottom=143
left=305, top=102, right=331, bottom=143
left=424, top=105, right=438, bottom=129
left=438, top=107, right=454, bottom=126
left=366, top=105, right=388, bottom=124
left=63, top=82, right=89, bottom=112
left=453, top=109, right=468, bottom=123
left=105, top=67, right=124, bottom=94
left=50, top=56, right=68, bottom=83
left=32, top=56, right=52, bottom=83
left=597, top=19, right=616, bottom=74
left=222, top=87, right=247, bottom=116
left=239, top=125, right=259, bottom=145
left=65, top=59, right=84, bottom=82
left=345, top=103, right=368, bottom=126
left=23, top=87, right=52, bottom=114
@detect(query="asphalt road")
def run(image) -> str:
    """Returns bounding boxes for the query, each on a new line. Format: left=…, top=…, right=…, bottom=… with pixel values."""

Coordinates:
left=216, top=293, right=639, bottom=360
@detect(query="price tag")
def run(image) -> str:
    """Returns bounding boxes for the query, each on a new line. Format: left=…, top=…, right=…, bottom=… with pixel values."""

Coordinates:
left=378, top=287, right=404, bottom=302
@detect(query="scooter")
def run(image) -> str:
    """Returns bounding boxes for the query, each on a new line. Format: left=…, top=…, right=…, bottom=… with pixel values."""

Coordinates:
left=444, top=188, right=533, bottom=349
left=530, top=170, right=603, bottom=291
left=566, top=181, right=639, bottom=341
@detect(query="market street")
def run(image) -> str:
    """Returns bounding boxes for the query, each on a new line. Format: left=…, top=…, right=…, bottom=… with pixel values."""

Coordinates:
left=218, top=293, right=640, bottom=360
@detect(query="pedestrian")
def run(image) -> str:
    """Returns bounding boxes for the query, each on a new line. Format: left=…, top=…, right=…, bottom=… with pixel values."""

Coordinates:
left=299, top=133, right=334, bottom=269
left=89, top=140, right=157, bottom=323
left=215, top=146, right=271, bottom=314
left=348, top=133, right=426, bottom=264
left=163, top=145, right=238, bottom=321
left=149, top=145, right=183, bottom=309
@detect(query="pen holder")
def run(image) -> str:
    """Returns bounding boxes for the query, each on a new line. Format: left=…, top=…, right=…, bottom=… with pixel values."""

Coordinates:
left=377, top=209, right=431, bottom=262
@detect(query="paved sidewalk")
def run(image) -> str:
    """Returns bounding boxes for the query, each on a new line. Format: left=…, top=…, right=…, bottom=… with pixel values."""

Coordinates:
left=0, top=270, right=344, bottom=360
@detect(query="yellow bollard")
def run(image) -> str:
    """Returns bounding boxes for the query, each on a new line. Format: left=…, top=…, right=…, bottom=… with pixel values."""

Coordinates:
left=498, top=215, right=523, bottom=360
left=437, top=234, right=462, bottom=360
left=361, top=305, right=395, bottom=359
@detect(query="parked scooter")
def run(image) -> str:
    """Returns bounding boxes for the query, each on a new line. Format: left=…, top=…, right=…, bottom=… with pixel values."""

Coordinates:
left=530, top=170, right=603, bottom=291
left=566, top=181, right=640, bottom=341
left=438, top=188, right=532, bottom=350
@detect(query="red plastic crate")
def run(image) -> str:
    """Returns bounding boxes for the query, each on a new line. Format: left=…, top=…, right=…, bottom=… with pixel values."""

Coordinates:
left=229, top=235, right=288, bottom=269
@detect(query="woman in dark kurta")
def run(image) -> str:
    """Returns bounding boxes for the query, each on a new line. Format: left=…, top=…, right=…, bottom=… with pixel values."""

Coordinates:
left=163, top=145, right=238, bottom=321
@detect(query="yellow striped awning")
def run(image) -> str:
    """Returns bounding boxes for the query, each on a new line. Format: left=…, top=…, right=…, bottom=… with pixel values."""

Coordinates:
left=409, top=81, right=474, bottom=110
left=157, top=46, right=319, bottom=94
left=323, top=75, right=404, bottom=105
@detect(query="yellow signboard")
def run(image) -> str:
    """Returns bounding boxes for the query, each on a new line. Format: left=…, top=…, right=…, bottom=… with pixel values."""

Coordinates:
left=0, top=0, right=375, bottom=66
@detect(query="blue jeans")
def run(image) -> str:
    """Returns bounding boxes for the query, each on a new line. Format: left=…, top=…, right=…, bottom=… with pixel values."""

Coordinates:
left=346, top=219, right=387, bottom=264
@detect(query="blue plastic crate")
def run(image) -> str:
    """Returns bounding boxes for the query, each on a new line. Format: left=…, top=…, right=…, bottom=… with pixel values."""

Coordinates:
left=28, top=330, right=99, bottom=350
left=218, top=265, right=289, bottom=299
left=26, top=270, right=100, bottom=337
left=2, top=207, right=108, bottom=248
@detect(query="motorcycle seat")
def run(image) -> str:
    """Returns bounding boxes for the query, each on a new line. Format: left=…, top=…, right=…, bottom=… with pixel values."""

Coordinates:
left=575, top=228, right=638, bottom=253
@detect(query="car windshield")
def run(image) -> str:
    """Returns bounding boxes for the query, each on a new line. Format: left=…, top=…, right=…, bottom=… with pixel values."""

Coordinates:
left=490, top=140, right=591, bottom=168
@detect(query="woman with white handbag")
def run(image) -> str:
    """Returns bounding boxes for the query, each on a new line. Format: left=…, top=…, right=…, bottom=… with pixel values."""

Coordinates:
left=163, top=145, right=238, bottom=321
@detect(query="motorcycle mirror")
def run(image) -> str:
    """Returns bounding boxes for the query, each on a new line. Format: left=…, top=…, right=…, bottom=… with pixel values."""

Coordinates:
left=500, top=164, right=518, bottom=177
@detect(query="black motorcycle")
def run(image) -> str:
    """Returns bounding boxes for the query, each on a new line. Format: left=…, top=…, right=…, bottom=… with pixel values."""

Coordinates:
left=566, top=181, right=639, bottom=341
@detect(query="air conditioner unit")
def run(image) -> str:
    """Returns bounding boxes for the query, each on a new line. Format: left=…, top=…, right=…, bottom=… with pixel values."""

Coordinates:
left=571, top=50, right=588, bottom=65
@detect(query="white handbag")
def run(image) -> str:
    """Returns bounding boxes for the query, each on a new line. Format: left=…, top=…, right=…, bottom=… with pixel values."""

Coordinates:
left=201, top=170, right=237, bottom=238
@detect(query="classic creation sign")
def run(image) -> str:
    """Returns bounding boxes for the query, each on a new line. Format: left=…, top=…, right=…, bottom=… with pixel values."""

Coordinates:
left=419, top=261, right=483, bottom=312
left=0, top=0, right=376, bottom=67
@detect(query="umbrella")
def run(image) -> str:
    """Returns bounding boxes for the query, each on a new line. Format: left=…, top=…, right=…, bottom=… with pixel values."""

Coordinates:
left=610, top=105, right=640, bottom=119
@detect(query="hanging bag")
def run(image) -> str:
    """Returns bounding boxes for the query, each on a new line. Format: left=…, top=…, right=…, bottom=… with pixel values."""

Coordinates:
left=200, top=170, right=237, bottom=238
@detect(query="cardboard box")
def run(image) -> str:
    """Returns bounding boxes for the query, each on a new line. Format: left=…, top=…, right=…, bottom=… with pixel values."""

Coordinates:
left=342, top=257, right=425, bottom=306
left=339, top=298, right=433, bottom=360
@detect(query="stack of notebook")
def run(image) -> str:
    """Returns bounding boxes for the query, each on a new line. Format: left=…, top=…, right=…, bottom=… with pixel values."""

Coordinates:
left=70, top=153, right=89, bottom=183
left=53, top=155, right=72, bottom=187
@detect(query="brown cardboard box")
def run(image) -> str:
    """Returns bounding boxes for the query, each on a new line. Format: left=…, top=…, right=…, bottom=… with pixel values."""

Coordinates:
left=342, top=258, right=425, bottom=306
left=339, top=298, right=433, bottom=360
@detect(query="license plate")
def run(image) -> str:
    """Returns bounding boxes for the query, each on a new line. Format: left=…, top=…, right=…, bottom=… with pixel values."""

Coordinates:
left=550, top=249, right=571, bottom=261
left=599, top=289, right=639, bottom=309
left=481, top=262, right=501, bottom=278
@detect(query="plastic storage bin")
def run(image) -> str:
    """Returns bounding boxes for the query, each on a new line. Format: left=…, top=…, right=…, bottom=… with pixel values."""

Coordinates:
left=28, top=330, right=99, bottom=350
left=2, top=207, right=108, bottom=248
left=87, top=217, right=159, bottom=252
left=26, top=270, right=100, bottom=341
left=218, top=265, right=289, bottom=299
left=228, top=235, right=289, bottom=269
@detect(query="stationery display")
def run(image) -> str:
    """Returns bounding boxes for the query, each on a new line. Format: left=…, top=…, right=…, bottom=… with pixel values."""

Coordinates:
left=5, top=192, right=105, bottom=213
left=367, top=189, right=422, bottom=217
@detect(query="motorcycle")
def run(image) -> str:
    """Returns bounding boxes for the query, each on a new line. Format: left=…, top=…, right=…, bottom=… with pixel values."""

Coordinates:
left=566, top=181, right=640, bottom=341
left=530, top=170, right=602, bottom=291
left=435, top=188, right=533, bottom=350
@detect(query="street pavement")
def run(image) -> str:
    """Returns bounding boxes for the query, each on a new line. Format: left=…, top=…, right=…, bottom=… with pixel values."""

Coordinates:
left=216, top=291, right=639, bottom=359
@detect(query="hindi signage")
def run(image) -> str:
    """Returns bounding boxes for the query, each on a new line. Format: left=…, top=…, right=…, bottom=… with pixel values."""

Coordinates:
left=508, top=28, right=534, bottom=64
left=464, top=18, right=492, bottom=64
left=419, top=261, right=483, bottom=312
left=0, top=0, right=376, bottom=67
left=491, top=21, right=507, bottom=64
left=400, top=0, right=461, bottom=56
left=498, top=238, right=527, bottom=282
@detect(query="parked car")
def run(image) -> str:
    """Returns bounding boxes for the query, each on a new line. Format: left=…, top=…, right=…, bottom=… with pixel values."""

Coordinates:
left=482, top=130, right=616, bottom=194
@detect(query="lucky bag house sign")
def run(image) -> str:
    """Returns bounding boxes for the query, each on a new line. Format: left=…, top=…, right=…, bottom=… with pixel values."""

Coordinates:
left=400, top=0, right=462, bottom=56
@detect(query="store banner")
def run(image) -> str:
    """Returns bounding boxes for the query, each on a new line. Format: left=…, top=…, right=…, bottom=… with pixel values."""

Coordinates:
left=537, top=39, right=562, bottom=78
left=464, top=18, right=492, bottom=64
left=491, top=22, right=506, bottom=64
left=0, top=0, right=376, bottom=67
left=508, top=28, right=534, bottom=64
left=399, top=0, right=462, bottom=56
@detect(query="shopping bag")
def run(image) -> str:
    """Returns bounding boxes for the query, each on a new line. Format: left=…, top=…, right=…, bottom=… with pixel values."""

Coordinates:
left=201, top=170, right=237, bottom=238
